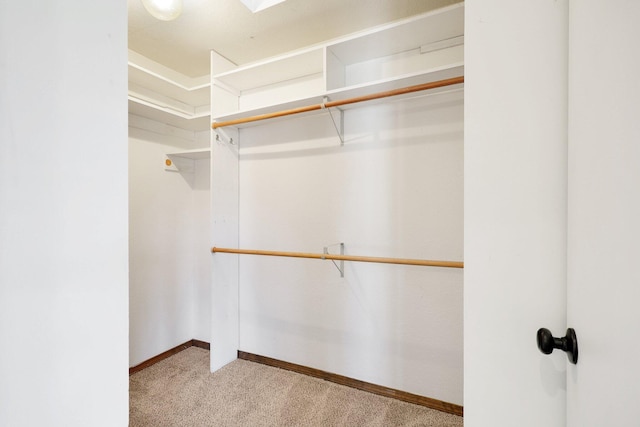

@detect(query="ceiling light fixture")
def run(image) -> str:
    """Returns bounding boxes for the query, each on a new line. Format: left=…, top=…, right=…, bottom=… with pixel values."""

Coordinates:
left=239, top=0, right=286, bottom=13
left=141, top=0, right=183, bottom=21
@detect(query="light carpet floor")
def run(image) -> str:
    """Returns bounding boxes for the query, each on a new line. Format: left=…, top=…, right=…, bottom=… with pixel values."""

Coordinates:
left=130, top=347, right=463, bottom=426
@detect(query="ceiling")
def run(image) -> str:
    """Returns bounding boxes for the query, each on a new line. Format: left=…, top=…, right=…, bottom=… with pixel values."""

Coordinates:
left=128, top=0, right=462, bottom=77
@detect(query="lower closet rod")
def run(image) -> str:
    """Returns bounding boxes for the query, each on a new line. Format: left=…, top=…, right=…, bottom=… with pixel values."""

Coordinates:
left=211, top=247, right=464, bottom=269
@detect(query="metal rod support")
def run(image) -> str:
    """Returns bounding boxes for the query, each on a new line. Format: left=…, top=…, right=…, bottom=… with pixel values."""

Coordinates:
left=324, top=243, right=345, bottom=277
left=323, top=97, right=344, bottom=145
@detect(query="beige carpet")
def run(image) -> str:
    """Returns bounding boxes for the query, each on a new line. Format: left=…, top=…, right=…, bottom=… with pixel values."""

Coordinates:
left=130, top=347, right=463, bottom=426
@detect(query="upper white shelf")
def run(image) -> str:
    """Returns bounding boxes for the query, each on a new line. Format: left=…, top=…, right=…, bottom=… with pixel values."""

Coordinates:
left=325, top=5, right=463, bottom=67
left=213, top=47, right=324, bottom=93
left=210, top=3, right=464, bottom=127
left=212, top=63, right=464, bottom=128
left=129, top=50, right=211, bottom=132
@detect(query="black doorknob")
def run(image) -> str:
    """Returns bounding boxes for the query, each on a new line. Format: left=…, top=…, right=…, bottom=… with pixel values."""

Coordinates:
left=536, top=327, right=578, bottom=364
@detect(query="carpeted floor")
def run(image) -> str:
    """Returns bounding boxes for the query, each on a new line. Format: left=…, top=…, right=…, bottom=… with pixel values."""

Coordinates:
left=130, top=347, right=463, bottom=426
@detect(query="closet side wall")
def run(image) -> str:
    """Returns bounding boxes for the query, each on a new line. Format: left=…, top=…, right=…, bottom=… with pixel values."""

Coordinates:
left=128, top=128, right=210, bottom=366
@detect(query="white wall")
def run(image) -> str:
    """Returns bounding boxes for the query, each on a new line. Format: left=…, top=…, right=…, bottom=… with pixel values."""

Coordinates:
left=464, top=1, right=568, bottom=426
left=0, top=2, right=128, bottom=426
left=128, top=126, right=210, bottom=366
left=235, top=90, right=463, bottom=404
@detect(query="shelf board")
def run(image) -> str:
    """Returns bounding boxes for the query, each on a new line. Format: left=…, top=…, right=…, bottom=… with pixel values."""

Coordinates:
left=213, top=47, right=324, bottom=93
left=129, top=65, right=210, bottom=107
left=212, top=93, right=327, bottom=128
left=325, top=63, right=464, bottom=106
left=129, top=49, right=210, bottom=92
left=128, top=50, right=211, bottom=133
left=167, top=148, right=211, bottom=160
left=211, top=63, right=463, bottom=129
left=326, top=4, right=463, bottom=66
left=128, top=98, right=211, bottom=132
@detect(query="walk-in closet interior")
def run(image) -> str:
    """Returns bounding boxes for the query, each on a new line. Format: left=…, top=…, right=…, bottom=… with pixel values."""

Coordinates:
left=128, top=0, right=464, bottom=415
left=6, top=0, right=639, bottom=425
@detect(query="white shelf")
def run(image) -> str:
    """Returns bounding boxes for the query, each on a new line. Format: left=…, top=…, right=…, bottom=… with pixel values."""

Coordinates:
left=165, top=148, right=211, bottom=176
left=325, top=63, right=464, bottom=105
left=128, top=98, right=211, bottom=132
left=210, top=3, right=464, bottom=130
left=167, top=148, right=211, bottom=160
left=325, top=5, right=463, bottom=68
left=212, top=94, right=324, bottom=128
left=129, top=66, right=210, bottom=107
left=213, top=47, right=324, bottom=93
left=129, top=50, right=211, bottom=132
left=212, top=63, right=464, bottom=129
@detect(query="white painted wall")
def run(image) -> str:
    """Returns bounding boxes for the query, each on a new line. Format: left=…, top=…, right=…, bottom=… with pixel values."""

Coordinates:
left=236, top=90, right=463, bottom=404
left=464, top=1, right=568, bottom=426
left=128, top=126, right=210, bottom=366
left=0, top=2, right=128, bottom=426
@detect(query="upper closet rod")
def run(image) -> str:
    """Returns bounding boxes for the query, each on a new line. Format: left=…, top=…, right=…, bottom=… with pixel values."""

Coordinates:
left=212, top=75, right=464, bottom=129
left=211, top=247, right=464, bottom=269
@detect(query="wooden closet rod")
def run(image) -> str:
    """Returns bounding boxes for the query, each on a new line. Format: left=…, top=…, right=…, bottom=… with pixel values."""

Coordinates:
left=211, top=247, right=464, bottom=269
left=212, top=75, right=464, bottom=129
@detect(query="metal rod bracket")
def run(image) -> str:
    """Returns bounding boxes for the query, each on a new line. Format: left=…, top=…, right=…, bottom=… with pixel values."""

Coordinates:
left=323, top=97, right=344, bottom=146
left=324, top=243, right=345, bottom=277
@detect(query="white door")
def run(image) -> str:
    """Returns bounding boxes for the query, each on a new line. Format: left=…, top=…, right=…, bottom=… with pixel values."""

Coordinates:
left=566, top=1, right=640, bottom=425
